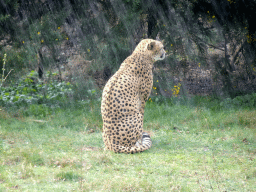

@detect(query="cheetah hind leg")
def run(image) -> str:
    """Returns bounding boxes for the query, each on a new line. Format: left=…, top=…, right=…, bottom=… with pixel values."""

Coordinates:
left=135, top=132, right=152, bottom=148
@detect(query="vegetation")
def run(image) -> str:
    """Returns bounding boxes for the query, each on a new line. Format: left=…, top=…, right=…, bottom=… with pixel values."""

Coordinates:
left=0, top=70, right=73, bottom=108
left=1, top=95, right=256, bottom=191
left=0, top=0, right=256, bottom=97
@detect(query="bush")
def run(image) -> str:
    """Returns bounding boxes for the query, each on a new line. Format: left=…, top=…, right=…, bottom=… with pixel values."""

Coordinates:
left=0, top=70, right=73, bottom=107
left=220, top=93, right=256, bottom=109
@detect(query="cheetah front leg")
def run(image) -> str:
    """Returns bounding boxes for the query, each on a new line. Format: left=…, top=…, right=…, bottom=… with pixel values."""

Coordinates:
left=138, top=90, right=150, bottom=115
left=136, top=93, right=152, bottom=149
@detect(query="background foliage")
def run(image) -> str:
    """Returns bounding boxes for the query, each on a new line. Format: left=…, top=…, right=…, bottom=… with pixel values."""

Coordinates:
left=0, top=0, right=256, bottom=101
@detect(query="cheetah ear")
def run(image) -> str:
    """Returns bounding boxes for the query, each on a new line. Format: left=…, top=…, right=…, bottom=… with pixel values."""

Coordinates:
left=147, top=42, right=156, bottom=50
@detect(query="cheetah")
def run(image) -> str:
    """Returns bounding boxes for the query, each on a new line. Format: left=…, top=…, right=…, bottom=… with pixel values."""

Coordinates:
left=101, top=39, right=166, bottom=153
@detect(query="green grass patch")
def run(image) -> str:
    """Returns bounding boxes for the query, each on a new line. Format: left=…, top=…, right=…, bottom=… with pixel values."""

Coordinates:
left=0, top=98, right=255, bottom=191
left=55, top=171, right=82, bottom=181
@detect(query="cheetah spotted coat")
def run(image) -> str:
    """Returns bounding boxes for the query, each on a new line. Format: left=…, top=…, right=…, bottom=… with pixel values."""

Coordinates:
left=101, top=39, right=166, bottom=153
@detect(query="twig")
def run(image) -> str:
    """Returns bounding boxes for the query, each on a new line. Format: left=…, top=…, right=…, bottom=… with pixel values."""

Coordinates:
left=0, top=53, right=7, bottom=88
left=192, top=34, right=224, bottom=51
left=31, top=120, right=48, bottom=123
left=207, top=43, right=225, bottom=51
left=3, top=69, right=13, bottom=82
left=230, top=39, right=246, bottom=66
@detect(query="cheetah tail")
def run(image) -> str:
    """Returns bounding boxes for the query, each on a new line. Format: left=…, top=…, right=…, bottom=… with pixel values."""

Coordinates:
left=120, top=132, right=152, bottom=154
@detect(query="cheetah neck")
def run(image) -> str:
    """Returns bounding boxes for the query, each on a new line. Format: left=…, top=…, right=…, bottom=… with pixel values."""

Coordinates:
left=126, top=53, right=154, bottom=67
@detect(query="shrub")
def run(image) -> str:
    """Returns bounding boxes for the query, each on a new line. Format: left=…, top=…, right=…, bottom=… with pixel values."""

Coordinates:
left=220, top=93, right=256, bottom=109
left=0, top=70, right=73, bottom=107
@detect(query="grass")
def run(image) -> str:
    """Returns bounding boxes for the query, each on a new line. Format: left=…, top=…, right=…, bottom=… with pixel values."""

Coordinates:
left=0, top=99, right=255, bottom=191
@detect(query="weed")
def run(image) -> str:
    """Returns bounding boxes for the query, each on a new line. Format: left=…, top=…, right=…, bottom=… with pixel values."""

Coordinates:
left=237, top=110, right=256, bottom=128
left=56, top=171, right=82, bottom=181
left=0, top=53, right=14, bottom=88
left=21, top=163, right=35, bottom=179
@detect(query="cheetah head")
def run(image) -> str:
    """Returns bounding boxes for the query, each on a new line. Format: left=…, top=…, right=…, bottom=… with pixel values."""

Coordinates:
left=147, top=40, right=166, bottom=61
left=133, top=39, right=166, bottom=62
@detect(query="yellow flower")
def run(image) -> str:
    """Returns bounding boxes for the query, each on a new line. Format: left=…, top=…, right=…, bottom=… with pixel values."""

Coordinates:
left=207, top=11, right=209, bottom=13
left=58, top=27, right=60, bottom=30
left=171, top=44, right=173, bottom=46
left=212, top=15, right=215, bottom=18
left=156, top=80, right=159, bottom=82
left=41, top=40, right=44, bottom=43
left=56, top=38, right=58, bottom=41
left=87, top=49, right=90, bottom=53
left=172, top=84, right=181, bottom=97
left=247, top=33, right=252, bottom=43
left=37, top=32, right=40, bottom=35
left=66, top=37, right=69, bottom=40
left=22, top=41, right=24, bottom=44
